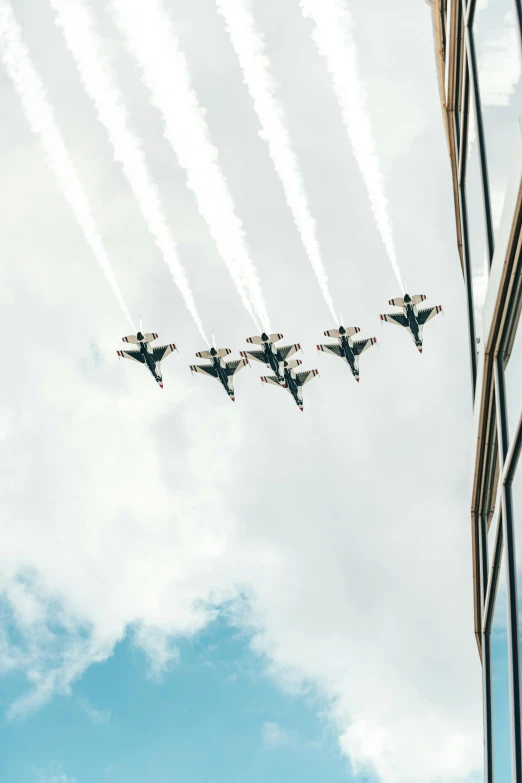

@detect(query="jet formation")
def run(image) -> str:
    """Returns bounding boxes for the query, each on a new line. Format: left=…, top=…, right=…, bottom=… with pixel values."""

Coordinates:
left=116, top=292, right=442, bottom=410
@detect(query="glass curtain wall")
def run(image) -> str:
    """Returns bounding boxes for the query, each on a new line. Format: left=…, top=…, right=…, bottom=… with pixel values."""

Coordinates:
left=434, top=0, right=522, bottom=781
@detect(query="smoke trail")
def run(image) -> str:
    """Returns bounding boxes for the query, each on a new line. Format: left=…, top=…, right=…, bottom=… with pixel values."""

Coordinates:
left=215, top=0, right=337, bottom=322
left=49, top=0, right=207, bottom=343
left=108, top=0, right=270, bottom=332
left=0, top=0, right=134, bottom=327
left=300, top=0, right=404, bottom=291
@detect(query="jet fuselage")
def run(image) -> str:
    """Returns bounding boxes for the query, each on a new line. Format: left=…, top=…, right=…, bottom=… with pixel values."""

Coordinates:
left=136, top=337, right=162, bottom=384
left=259, top=344, right=286, bottom=379
left=210, top=353, right=234, bottom=397
left=404, top=304, right=421, bottom=345
left=338, top=335, right=358, bottom=373
left=282, top=367, right=303, bottom=408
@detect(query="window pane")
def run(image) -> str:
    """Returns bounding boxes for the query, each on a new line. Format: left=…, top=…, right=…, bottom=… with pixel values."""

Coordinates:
left=491, top=551, right=512, bottom=782
left=511, top=458, right=522, bottom=696
left=474, top=0, right=522, bottom=238
left=488, top=510, right=500, bottom=570
left=465, top=101, right=488, bottom=336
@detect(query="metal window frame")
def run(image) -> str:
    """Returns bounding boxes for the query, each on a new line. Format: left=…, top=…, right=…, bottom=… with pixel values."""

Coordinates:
left=435, top=0, right=522, bottom=779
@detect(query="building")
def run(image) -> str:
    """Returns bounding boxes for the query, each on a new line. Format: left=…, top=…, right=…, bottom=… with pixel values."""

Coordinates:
left=428, top=0, right=522, bottom=780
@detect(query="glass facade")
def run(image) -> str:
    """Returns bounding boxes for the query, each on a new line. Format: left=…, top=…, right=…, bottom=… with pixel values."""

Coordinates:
left=430, top=1, right=522, bottom=780
left=492, top=555, right=512, bottom=782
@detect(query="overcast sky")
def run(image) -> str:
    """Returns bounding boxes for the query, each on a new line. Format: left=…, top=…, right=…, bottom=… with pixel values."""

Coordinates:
left=2, top=0, right=518, bottom=781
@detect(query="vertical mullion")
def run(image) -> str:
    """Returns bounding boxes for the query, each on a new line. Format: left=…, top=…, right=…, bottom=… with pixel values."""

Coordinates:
left=466, top=0, right=478, bottom=29
left=458, top=180, right=478, bottom=391
left=458, top=56, right=469, bottom=184
left=480, top=512, right=489, bottom=603
left=454, top=0, right=464, bottom=146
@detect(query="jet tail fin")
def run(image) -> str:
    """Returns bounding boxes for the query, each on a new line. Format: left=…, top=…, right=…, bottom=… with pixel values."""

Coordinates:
left=284, top=359, right=302, bottom=369
left=411, top=294, right=426, bottom=305
left=122, top=332, right=158, bottom=344
left=195, top=348, right=231, bottom=359
left=246, top=333, right=283, bottom=345
left=324, top=326, right=360, bottom=338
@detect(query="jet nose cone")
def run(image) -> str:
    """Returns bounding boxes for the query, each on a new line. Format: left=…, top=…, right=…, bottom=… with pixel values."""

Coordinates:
left=159, top=382, right=164, bottom=388
left=231, top=396, right=235, bottom=402
left=299, top=406, right=303, bottom=412
left=355, top=377, right=360, bottom=382
left=418, top=347, right=423, bottom=354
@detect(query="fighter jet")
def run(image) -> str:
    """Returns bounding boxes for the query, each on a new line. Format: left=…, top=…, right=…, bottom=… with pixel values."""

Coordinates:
left=380, top=294, right=442, bottom=353
left=116, top=319, right=177, bottom=388
left=189, top=338, right=248, bottom=401
left=317, top=319, right=377, bottom=382
left=239, top=332, right=301, bottom=382
left=260, top=360, right=319, bottom=412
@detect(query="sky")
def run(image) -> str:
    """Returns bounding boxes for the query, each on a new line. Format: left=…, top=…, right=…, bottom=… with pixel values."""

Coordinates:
left=1, top=0, right=519, bottom=781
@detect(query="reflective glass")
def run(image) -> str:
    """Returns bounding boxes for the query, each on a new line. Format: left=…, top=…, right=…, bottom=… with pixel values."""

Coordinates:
left=491, top=552, right=512, bottom=782
left=465, top=100, right=489, bottom=336
left=474, top=0, right=522, bottom=238
left=505, top=313, right=522, bottom=447
left=488, top=509, right=500, bottom=570
left=512, top=458, right=522, bottom=696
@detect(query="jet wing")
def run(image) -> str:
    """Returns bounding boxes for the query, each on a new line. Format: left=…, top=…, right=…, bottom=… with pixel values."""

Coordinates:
left=153, top=344, right=176, bottom=362
left=117, top=349, right=145, bottom=363
left=260, top=374, right=283, bottom=387
left=380, top=313, right=408, bottom=327
left=352, top=337, right=377, bottom=355
left=277, top=343, right=300, bottom=361
left=190, top=363, right=218, bottom=377
left=417, top=305, right=442, bottom=325
left=240, top=349, right=266, bottom=364
left=225, top=358, right=248, bottom=376
left=317, top=343, right=342, bottom=357
left=295, top=369, right=319, bottom=386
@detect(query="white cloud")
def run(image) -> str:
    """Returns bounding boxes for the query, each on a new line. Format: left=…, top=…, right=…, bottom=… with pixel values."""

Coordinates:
left=36, top=763, right=76, bottom=783
left=262, top=721, right=289, bottom=748
left=0, top=3, right=482, bottom=782
left=133, top=624, right=180, bottom=681
left=478, top=12, right=521, bottom=107
left=78, top=696, right=112, bottom=724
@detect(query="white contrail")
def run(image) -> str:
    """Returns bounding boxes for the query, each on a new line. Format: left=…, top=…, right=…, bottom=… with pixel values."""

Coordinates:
left=215, top=0, right=337, bottom=322
left=0, top=0, right=134, bottom=327
left=49, top=0, right=207, bottom=343
left=108, top=0, right=270, bottom=332
left=300, top=0, right=404, bottom=292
